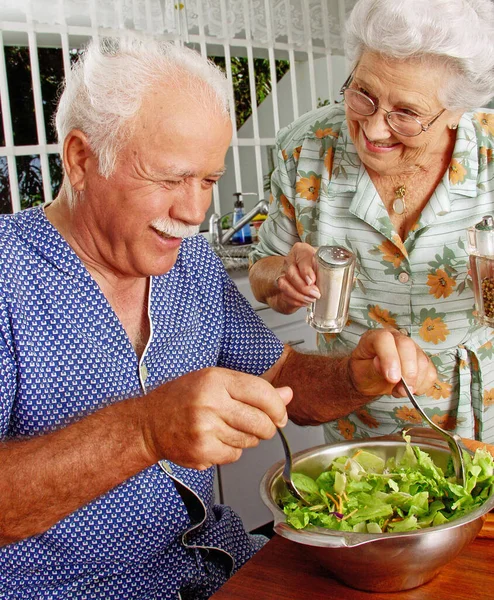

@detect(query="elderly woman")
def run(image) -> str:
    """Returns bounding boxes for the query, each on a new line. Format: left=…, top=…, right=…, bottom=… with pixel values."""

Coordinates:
left=249, top=0, right=494, bottom=445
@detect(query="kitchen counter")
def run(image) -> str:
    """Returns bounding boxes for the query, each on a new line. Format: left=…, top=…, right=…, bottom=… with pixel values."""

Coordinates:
left=211, top=527, right=494, bottom=600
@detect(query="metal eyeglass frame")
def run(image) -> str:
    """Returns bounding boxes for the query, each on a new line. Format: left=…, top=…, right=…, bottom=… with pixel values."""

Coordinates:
left=339, top=69, right=446, bottom=137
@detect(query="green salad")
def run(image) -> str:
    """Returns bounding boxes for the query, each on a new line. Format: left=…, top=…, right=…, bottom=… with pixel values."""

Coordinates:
left=280, top=434, right=494, bottom=533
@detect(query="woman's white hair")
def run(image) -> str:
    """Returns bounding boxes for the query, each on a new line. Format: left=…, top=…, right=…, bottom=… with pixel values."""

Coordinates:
left=55, top=35, right=230, bottom=202
left=345, top=0, right=494, bottom=110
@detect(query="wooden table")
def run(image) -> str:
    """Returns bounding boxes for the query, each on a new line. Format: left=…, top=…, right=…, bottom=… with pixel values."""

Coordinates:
left=211, top=533, right=494, bottom=600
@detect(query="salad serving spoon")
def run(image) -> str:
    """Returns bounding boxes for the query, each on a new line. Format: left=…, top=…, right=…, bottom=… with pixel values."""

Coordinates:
left=401, top=377, right=466, bottom=486
left=277, top=427, right=309, bottom=504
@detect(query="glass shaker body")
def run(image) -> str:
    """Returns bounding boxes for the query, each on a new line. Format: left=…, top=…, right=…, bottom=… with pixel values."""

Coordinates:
left=467, top=215, right=494, bottom=327
left=306, top=246, right=356, bottom=333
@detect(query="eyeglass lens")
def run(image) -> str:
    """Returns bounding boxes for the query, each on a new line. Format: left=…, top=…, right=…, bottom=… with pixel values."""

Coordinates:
left=344, top=89, right=423, bottom=136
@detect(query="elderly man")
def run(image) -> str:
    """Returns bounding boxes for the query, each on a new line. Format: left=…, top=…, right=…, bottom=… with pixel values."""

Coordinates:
left=0, top=36, right=435, bottom=599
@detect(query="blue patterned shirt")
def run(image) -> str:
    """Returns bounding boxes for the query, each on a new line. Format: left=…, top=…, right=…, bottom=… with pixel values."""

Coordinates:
left=0, top=206, right=284, bottom=600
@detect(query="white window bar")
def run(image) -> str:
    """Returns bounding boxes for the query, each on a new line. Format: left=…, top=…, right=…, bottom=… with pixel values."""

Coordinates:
left=301, top=0, right=317, bottom=110
left=320, top=0, right=335, bottom=105
left=115, top=0, right=125, bottom=31
left=219, top=0, right=243, bottom=195
left=195, top=0, right=220, bottom=214
left=241, top=0, right=264, bottom=198
left=285, top=0, right=299, bottom=121
left=144, top=0, right=154, bottom=34
left=338, top=0, right=349, bottom=71
left=60, top=31, right=72, bottom=83
left=0, top=30, right=21, bottom=213
left=27, top=26, right=53, bottom=205
left=264, top=0, right=281, bottom=134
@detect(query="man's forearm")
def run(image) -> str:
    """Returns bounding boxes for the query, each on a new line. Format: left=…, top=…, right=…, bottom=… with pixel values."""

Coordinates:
left=271, top=349, right=369, bottom=425
left=249, top=257, right=299, bottom=314
left=0, top=396, right=155, bottom=546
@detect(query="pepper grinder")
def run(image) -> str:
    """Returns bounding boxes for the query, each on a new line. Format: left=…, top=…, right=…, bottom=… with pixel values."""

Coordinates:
left=467, top=215, right=494, bottom=327
left=306, top=246, right=356, bottom=333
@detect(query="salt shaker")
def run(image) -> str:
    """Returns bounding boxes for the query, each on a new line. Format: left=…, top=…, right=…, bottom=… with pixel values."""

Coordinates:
left=306, top=246, right=356, bottom=333
left=467, top=215, right=494, bottom=327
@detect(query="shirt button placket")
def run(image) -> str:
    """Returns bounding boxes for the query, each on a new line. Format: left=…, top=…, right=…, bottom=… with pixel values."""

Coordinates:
left=139, top=363, right=148, bottom=390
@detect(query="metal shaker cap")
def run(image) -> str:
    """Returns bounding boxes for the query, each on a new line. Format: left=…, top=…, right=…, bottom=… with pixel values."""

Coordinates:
left=471, top=215, right=494, bottom=257
left=316, top=245, right=356, bottom=267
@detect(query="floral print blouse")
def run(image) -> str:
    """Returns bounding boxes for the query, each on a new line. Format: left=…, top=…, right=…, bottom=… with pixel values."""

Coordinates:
left=251, top=103, right=494, bottom=443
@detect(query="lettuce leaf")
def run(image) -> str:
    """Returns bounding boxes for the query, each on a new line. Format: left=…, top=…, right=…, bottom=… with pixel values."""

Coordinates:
left=280, top=435, right=494, bottom=533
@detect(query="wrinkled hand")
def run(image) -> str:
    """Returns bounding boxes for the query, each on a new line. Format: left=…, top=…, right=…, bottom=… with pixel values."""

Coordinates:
left=348, top=329, right=436, bottom=398
left=275, top=242, right=320, bottom=310
left=144, top=367, right=293, bottom=470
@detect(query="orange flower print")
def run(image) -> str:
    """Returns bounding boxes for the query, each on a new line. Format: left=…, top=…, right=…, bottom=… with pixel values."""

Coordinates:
left=475, top=112, right=494, bottom=136
left=483, top=388, right=494, bottom=407
left=480, top=147, right=494, bottom=163
left=394, top=406, right=422, bottom=424
left=279, top=194, right=295, bottom=220
left=378, top=240, right=404, bottom=268
left=268, top=193, right=274, bottom=204
left=323, top=332, right=337, bottom=343
left=368, top=305, right=397, bottom=328
left=449, top=159, right=467, bottom=185
left=390, top=234, right=408, bottom=258
left=355, top=408, right=379, bottom=428
left=427, top=269, right=456, bottom=299
left=471, top=353, right=479, bottom=372
left=324, top=147, right=334, bottom=176
left=419, top=316, right=450, bottom=344
left=295, top=175, right=321, bottom=201
left=296, top=220, right=304, bottom=238
left=315, top=127, right=338, bottom=138
left=427, top=379, right=452, bottom=400
left=337, top=418, right=355, bottom=440
left=293, top=145, right=302, bottom=162
left=432, top=414, right=456, bottom=431
left=281, top=148, right=288, bottom=161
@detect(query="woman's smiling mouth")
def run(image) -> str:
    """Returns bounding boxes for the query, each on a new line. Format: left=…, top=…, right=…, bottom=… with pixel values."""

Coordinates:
left=363, top=130, right=401, bottom=153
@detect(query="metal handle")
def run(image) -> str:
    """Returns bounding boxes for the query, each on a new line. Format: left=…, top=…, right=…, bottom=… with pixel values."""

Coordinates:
left=401, top=378, right=465, bottom=485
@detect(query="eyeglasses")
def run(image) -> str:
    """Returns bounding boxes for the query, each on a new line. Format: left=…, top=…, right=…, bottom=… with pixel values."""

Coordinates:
left=340, top=70, right=445, bottom=137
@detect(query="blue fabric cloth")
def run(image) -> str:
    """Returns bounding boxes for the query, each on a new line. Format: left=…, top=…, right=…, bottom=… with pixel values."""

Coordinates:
left=0, top=206, right=284, bottom=599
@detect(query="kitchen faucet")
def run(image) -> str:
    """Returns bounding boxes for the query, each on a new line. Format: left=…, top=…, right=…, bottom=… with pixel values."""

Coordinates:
left=209, top=193, right=269, bottom=247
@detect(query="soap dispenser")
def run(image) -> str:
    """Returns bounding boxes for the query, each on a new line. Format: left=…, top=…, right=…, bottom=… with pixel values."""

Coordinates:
left=231, top=192, right=252, bottom=245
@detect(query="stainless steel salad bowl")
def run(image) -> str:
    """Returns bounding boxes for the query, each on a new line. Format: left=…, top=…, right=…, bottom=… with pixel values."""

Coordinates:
left=260, top=430, right=494, bottom=592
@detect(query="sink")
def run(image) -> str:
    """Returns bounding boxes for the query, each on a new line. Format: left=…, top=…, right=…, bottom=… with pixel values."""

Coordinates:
left=211, top=243, right=252, bottom=271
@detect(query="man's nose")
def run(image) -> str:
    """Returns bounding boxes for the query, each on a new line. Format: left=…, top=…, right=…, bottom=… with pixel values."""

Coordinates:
left=171, top=184, right=210, bottom=226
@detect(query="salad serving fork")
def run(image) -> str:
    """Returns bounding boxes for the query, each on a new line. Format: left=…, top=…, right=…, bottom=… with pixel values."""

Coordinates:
left=401, top=377, right=466, bottom=486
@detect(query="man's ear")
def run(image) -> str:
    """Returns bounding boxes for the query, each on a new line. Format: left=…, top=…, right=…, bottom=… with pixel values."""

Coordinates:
left=63, top=130, right=93, bottom=192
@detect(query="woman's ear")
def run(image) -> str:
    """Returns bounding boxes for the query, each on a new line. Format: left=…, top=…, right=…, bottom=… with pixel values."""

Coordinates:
left=63, top=130, right=93, bottom=192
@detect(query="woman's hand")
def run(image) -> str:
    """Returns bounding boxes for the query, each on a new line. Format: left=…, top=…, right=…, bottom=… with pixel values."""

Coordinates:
left=274, top=242, right=320, bottom=310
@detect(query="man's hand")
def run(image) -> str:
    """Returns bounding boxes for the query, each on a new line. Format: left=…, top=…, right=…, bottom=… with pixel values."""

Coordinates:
left=269, top=329, right=437, bottom=425
left=143, top=368, right=293, bottom=470
left=348, top=328, right=436, bottom=398
left=462, top=438, right=494, bottom=457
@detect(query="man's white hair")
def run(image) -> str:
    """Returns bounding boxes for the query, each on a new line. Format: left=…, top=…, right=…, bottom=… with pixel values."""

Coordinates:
left=345, top=0, right=494, bottom=110
left=55, top=35, right=230, bottom=204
